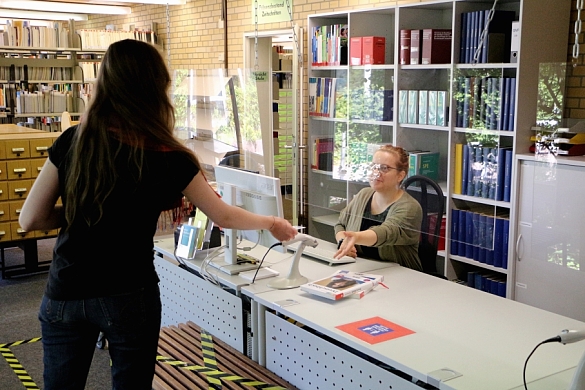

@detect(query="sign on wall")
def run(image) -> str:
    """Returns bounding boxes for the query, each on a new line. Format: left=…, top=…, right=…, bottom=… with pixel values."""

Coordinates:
left=252, top=0, right=293, bottom=24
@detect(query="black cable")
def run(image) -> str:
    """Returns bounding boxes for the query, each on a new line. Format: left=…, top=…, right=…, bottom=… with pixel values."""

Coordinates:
left=523, top=336, right=561, bottom=389
left=251, top=242, right=283, bottom=284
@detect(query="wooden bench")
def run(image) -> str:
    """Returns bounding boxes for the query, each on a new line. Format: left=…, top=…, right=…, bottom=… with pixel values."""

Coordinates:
left=153, top=321, right=297, bottom=390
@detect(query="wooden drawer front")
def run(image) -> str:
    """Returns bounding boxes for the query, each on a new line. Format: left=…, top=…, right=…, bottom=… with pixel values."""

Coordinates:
left=0, top=182, right=7, bottom=202
left=7, top=160, right=32, bottom=180
left=0, top=201, right=8, bottom=221
left=35, top=229, right=58, bottom=238
left=0, top=222, right=11, bottom=241
left=0, top=161, right=7, bottom=181
left=30, top=158, right=47, bottom=178
left=5, top=140, right=31, bottom=159
left=10, top=221, right=34, bottom=240
left=30, top=138, right=53, bottom=158
left=9, top=200, right=24, bottom=221
left=0, top=141, right=6, bottom=160
left=8, top=180, right=31, bottom=200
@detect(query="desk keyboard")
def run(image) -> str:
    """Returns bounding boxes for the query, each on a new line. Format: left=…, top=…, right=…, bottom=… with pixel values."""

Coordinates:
left=286, top=238, right=356, bottom=266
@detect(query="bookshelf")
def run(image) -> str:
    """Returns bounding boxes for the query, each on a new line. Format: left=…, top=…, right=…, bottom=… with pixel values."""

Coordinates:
left=0, top=20, right=159, bottom=130
left=306, top=0, right=571, bottom=299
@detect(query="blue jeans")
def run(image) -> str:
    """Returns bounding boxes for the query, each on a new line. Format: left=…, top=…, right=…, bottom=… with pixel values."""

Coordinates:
left=38, top=285, right=161, bottom=390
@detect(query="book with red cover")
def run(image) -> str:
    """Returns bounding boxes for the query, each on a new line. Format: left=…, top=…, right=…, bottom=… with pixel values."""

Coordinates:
left=399, top=29, right=411, bottom=65
left=350, top=37, right=362, bottom=65
left=410, top=29, right=421, bottom=64
left=362, top=36, right=385, bottom=65
left=336, top=316, right=415, bottom=344
left=421, top=29, right=452, bottom=64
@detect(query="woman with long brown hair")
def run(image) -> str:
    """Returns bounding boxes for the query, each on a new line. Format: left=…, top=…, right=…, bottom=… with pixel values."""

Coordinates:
left=19, top=39, right=296, bottom=390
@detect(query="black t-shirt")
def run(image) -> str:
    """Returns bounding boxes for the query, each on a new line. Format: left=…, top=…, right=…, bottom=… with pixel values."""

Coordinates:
left=358, top=193, right=389, bottom=260
left=46, top=127, right=199, bottom=300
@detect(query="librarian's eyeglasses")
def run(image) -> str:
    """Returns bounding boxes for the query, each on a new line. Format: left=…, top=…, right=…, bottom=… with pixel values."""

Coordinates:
left=369, top=163, right=398, bottom=174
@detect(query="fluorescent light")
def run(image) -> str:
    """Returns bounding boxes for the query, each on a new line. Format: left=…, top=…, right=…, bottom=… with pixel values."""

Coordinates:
left=0, top=9, right=87, bottom=21
left=98, top=0, right=186, bottom=4
left=0, top=1, right=131, bottom=15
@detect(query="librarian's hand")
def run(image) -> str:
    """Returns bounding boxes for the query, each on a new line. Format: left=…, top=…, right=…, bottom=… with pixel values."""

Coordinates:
left=268, top=217, right=297, bottom=242
left=334, top=231, right=358, bottom=259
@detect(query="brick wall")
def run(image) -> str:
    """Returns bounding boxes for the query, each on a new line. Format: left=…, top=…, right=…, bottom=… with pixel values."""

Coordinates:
left=566, top=0, right=585, bottom=119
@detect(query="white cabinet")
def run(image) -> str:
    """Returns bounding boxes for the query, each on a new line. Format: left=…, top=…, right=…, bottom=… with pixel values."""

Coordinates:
left=514, top=155, right=585, bottom=322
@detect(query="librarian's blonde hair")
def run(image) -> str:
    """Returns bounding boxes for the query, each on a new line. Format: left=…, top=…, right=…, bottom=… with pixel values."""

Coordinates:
left=64, top=39, right=199, bottom=228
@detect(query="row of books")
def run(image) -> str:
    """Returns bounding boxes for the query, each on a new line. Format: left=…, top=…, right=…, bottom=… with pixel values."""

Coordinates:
left=466, top=271, right=507, bottom=298
left=308, top=77, right=346, bottom=118
left=311, top=137, right=334, bottom=172
left=399, top=29, right=452, bottom=65
left=408, top=150, right=439, bottom=181
left=451, top=208, right=510, bottom=269
left=398, top=90, right=448, bottom=126
left=455, top=76, right=516, bottom=131
left=310, top=24, right=348, bottom=66
left=453, top=144, right=512, bottom=202
left=76, top=29, right=157, bottom=50
left=0, top=67, right=73, bottom=81
left=0, top=21, right=71, bottom=48
left=11, top=90, right=76, bottom=114
left=79, top=62, right=101, bottom=81
left=349, top=88, right=392, bottom=122
left=459, top=10, right=515, bottom=64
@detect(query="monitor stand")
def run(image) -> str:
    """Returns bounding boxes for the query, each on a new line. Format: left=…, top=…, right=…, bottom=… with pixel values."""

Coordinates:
left=210, top=216, right=259, bottom=275
left=208, top=259, right=259, bottom=275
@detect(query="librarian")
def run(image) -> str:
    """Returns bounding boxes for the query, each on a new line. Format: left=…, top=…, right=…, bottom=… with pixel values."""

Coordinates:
left=333, top=145, right=423, bottom=271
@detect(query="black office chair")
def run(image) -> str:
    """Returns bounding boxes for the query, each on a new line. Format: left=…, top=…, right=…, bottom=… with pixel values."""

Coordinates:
left=402, top=175, right=446, bottom=278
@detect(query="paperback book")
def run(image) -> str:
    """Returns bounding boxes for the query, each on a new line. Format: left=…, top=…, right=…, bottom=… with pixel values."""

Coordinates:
left=300, top=270, right=384, bottom=300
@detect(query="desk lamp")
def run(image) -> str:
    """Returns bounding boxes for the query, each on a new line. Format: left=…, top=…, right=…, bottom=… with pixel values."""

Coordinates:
left=268, top=233, right=318, bottom=289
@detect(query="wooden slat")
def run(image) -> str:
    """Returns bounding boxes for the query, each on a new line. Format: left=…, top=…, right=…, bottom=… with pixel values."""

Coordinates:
left=153, top=321, right=298, bottom=390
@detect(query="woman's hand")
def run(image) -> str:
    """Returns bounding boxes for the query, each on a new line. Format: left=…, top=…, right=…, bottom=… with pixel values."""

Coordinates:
left=334, top=231, right=358, bottom=259
left=268, top=216, right=297, bottom=242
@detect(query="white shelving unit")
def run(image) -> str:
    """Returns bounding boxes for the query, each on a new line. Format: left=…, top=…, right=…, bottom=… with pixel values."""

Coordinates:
left=306, top=0, right=571, bottom=299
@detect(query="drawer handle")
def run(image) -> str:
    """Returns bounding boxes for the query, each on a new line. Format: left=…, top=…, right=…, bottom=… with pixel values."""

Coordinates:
left=37, top=167, right=42, bottom=172
left=15, top=208, right=22, bottom=214
left=36, top=146, right=49, bottom=151
left=13, top=168, right=26, bottom=174
left=0, top=190, right=3, bottom=194
left=16, top=228, right=26, bottom=234
left=11, top=147, right=25, bottom=153
left=0, top=210, right=4, bottom=215
left=15, top=188, right=27, bottom=195
left=0, top=231, right=5, bottom=236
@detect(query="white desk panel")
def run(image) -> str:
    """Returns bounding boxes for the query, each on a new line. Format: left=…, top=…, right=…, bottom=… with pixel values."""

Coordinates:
left=252, top=266, right=585, bottom=390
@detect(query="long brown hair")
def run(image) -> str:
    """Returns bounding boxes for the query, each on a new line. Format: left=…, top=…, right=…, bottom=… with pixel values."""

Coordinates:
left=64, top=39, right=199, bottom=228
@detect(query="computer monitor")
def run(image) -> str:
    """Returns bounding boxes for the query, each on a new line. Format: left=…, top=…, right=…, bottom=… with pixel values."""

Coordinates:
left=213, top=165, right=285, bottom=274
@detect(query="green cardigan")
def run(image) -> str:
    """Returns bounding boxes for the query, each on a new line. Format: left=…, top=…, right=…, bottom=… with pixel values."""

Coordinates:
left=334, top=187, right=423, bottom=271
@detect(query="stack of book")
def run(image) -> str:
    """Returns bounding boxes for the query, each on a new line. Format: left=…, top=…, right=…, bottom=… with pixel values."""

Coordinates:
left=452, top=144, right=512, bottom=202
left=300, top=270, right=384, bottom=300
left=311, top=137, right=334, bottom=171
left=398, top=90, right=449, bottom=126
left=308, top=77, right=347, bottom=118
left=454, top=76, right=516, bottom=131
left=466, top=271, right=507, bottom=298
left=399, top=28, right=452, bottom=65
left=459, top=9, right=515, bottom=64
left=311, top=24, right=348, bottom=66
left=450, top=207, right=510, bottom=270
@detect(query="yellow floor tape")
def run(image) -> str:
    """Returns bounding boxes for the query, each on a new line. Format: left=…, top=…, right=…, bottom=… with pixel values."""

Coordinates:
left=3, top=333, right=289, bottom=390
left=0, top=338, right=42, bottom=390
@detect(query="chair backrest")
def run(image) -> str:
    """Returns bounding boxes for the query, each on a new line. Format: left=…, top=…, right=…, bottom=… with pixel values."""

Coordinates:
left=402, top=175, right=445, bottom=276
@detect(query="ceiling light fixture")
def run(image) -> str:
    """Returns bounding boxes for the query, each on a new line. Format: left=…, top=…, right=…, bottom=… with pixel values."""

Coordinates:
left=0, top=9, right=88, bottom=21
left=97, top=0, right=186, bottom=4
left=0, top=1, right=131, bottom=15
